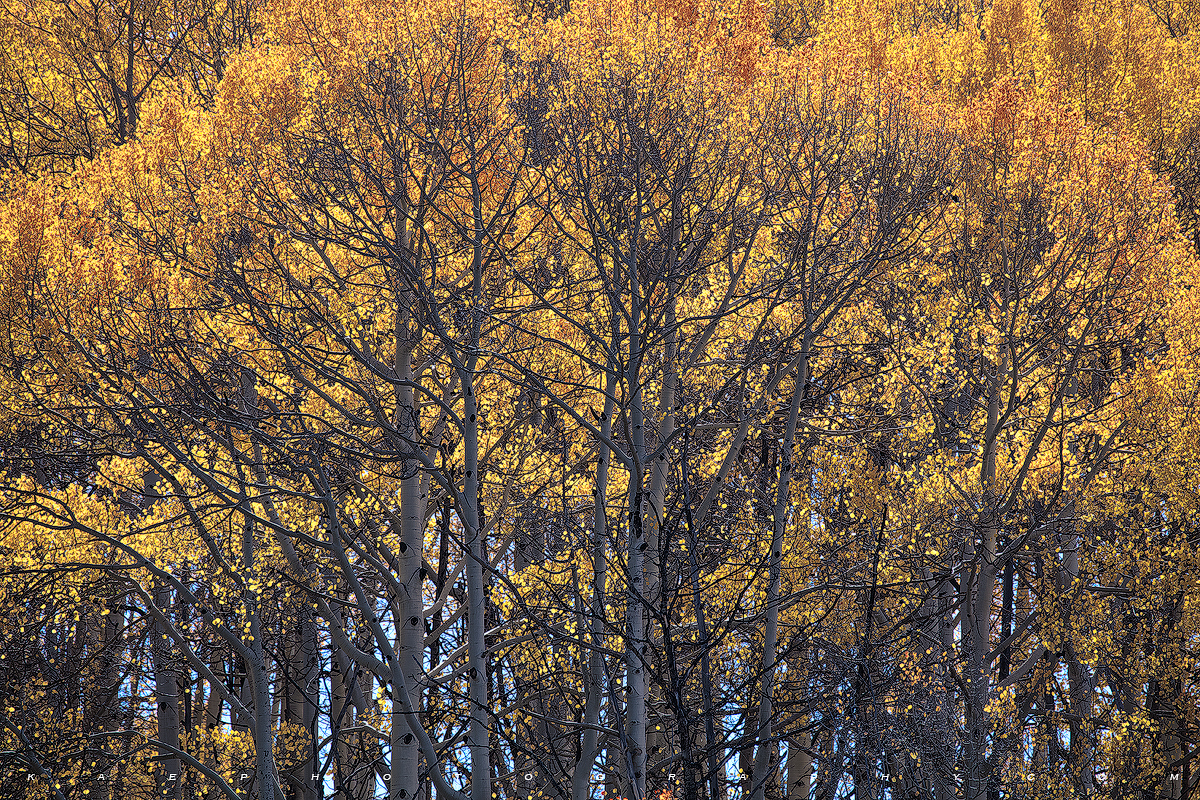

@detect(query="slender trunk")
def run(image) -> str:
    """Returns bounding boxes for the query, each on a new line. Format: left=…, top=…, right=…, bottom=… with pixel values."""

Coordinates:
left=333, top=641, right=351, bottom=798
left=999, top=558, right=1014, bottom=681
left=681, top=439, right=721, bottom=800
left=1066, top=645, right=1096, bottom=796
left=206, top=652, right=225, bottom=730
left=626, top=262, right=649, bottom=800
left=1031, top=556, right=1052, bottom=780
left=394, top=279, right=424, bottom=800
left=573, top=375, right=617, bottom=800
left=935, top=577, right=957, bottom=800
left=462, top=108, right=492, bottom=800
left=234, top=653, right=253, bottom=733
left=965, top=351, right=1007, bottom=800
left=249, top=617, right=283, bottom=800
left=428, top=497, right=452, bottom=800
left=645, top=320, right=676, bottom=795
left=1054, top=517, right=1094, bottom=796
left=911, top=571, right=942, bottom=796
left=419, top=470, right=434, bottom=800
left=606, top=701, right=626, bottom=800
left=626, top=463, right=648, bottom=800
left=751, top=382, right=803, bottom=800
left=331, top=623, right=357, bottom=800
left=852, top=528, right=886, bottom=800
left=284, top=607, right=319, bottom=800
left=245, top=547, right=281, bottom=798
left=151, top=580, right=182, bottom=800
left=89, top=581, right=126, bottom=800
left=390, top=161, right=425, bottom=800
left=330, top=593, right=370, bottom=799
left=239, top=368, right=283, bottom=800
left=993, top=585, right=1042, bottom=798
left=786, top=730, right=812, bottom=800
left=463, top=364, right=490, bottom=800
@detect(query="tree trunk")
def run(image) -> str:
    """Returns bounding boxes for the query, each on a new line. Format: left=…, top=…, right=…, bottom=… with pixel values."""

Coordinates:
left=573, top=376, right=616, bottom=800
left=463, top=365, right=491, bottom=800
left=331, top=601, right=370, bottom=800
left=284, top=607, right=319, bottom=800
left=151, top=580, right=182, bottom=800
left=786, top=730, right=812, bottom=800
left=393, top=279, right=424, bottom=800
left=751, top=383, right=803, bottom=800
left=645, top=310, right=678, bottom=798
left=964, top=351, right=1007, bottom=800
left=626, top=281, right=649, bottom=800
left=1056, top=523, right=1094, bottom=796
left=680, top=445, right=721, bottom=800
left=87, top=580, right=126, bottom=800
left=935, top=576, right=957, bottom=800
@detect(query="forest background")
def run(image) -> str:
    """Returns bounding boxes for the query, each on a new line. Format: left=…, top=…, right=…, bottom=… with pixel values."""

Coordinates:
left=2, top=0, right=1200, bottom=796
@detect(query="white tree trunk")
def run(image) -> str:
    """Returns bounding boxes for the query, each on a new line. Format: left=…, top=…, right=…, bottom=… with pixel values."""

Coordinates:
left=393, top=281, right=423, bottom=800
left=462, top=366, right=490, bottom=800
left=626, top=304, right=649, bottom=800
left=645, top=314, right=676, bottom=785
left=573, top=376, right=616, bottom=800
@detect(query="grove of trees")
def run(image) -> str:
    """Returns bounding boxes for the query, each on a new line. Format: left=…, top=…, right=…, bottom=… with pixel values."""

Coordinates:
left=3, top=0, right=1200, bottom=797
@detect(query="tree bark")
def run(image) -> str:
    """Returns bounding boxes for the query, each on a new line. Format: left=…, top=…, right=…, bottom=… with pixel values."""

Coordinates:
left=786, top=730, right=812, bottom=800
left=573, top=375, right=616, bottom=800
left=645, top=313, right=676, bottom=799
left=283, top=607, right=318, bottom=800
left=151, top=579, right=182, bottom=800
left=751, top=383, right=803, bottom=800
left=625, top=263, right=649, bottom=800
left=463, top=366, right=490, bottom=800
left=393, top=275, right=424, bottom=800
left=964, top=349, right=1007, bottom=800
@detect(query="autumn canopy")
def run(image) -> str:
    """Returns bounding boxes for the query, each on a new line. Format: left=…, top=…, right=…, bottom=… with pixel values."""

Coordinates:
left=1, top=0, right=1200, bottom=797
